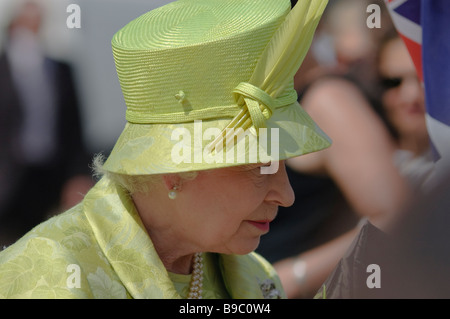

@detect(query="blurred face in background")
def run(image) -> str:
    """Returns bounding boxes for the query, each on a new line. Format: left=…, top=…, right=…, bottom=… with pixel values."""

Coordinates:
left=378, top=37, right=428, bottom=142
left=9, top=1, right=43, bottom=35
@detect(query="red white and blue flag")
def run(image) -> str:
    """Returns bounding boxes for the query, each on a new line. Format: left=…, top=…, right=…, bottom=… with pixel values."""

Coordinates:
left=384, top=0, right=450, bottom=181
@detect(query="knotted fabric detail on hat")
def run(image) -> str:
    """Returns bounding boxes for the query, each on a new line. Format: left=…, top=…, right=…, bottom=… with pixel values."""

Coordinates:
left=231, top=82, right=298, bottom=130
left=233, top=82, right=275, bottom=130
left=205, top=81, right=298, bottom=153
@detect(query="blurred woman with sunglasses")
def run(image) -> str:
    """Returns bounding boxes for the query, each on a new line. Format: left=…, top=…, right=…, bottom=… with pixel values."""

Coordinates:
left=377, top=32, right=434, bottom=189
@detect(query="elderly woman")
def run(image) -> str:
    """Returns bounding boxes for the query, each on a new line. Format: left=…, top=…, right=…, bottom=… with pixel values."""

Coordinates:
left=0, top=0, right=330, bottom=299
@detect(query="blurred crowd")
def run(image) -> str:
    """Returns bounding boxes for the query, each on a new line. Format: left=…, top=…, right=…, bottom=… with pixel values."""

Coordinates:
left=258, top=0, right=435, bottom=298
left=0, top=0, right=444, bottom=298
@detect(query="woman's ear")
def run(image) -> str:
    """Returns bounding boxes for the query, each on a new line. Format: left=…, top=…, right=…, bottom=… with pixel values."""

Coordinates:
left=162, top=174, right=182, bottom=191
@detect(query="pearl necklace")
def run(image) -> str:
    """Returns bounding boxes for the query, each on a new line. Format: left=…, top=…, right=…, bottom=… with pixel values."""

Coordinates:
left=187, top=253, right=203, bottom=299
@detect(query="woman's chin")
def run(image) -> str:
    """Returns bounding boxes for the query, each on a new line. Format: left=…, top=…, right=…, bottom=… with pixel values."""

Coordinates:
left=229, top=237, right=262, bottom=255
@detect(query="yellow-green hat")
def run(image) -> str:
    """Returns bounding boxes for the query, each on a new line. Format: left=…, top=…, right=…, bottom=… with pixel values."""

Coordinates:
left=103, top=0, right=331, bottom=175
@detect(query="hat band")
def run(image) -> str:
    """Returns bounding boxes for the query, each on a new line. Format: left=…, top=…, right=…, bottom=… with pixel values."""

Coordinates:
left=125, top=82, right=297, bottom=125
left=126, top=104, right=241, bottom=124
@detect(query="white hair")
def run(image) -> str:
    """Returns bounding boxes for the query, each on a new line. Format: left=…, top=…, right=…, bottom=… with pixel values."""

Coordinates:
left=91, top=153, right=198, bottom=195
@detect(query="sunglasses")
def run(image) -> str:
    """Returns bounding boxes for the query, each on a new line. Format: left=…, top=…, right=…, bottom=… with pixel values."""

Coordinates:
left=380, top=76, right=402, bottom=89
left=380, top=74, right=420, bottom=90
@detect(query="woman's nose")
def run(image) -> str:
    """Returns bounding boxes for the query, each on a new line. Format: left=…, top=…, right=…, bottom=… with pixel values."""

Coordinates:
left=399, top=75, right=423, bottom=104
left=265, top=161, right=295, bottom=207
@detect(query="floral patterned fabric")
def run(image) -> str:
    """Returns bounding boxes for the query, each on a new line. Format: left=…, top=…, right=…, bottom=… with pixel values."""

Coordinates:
left=0, top=177, right=285, bottom=299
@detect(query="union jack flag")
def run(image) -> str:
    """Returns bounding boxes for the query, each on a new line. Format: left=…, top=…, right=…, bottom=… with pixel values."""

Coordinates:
left=384, top=0, right=450, bottom=183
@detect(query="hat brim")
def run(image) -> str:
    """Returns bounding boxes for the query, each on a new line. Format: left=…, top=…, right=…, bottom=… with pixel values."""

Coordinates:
left=102, top=101, right=331, bottom=175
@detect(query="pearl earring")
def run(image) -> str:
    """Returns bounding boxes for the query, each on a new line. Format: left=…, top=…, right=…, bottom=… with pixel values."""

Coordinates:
left=168, top=186, right=179, bottom=200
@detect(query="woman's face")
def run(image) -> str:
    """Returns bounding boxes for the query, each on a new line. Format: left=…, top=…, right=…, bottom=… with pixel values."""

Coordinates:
left=379, top=38, right=427, bottom=138
left=169, top=162, right=295, bottom=255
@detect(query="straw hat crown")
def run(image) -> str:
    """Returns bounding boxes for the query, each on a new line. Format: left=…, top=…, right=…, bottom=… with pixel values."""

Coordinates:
left=112, top=0, right=291, bottom=125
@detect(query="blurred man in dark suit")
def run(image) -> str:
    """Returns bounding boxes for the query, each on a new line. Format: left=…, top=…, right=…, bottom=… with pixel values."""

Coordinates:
left=0, top=1, right=92, bottom=245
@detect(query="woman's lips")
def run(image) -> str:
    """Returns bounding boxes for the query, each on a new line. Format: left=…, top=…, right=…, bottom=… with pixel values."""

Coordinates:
left=247, top=220, right=271, bottom=232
